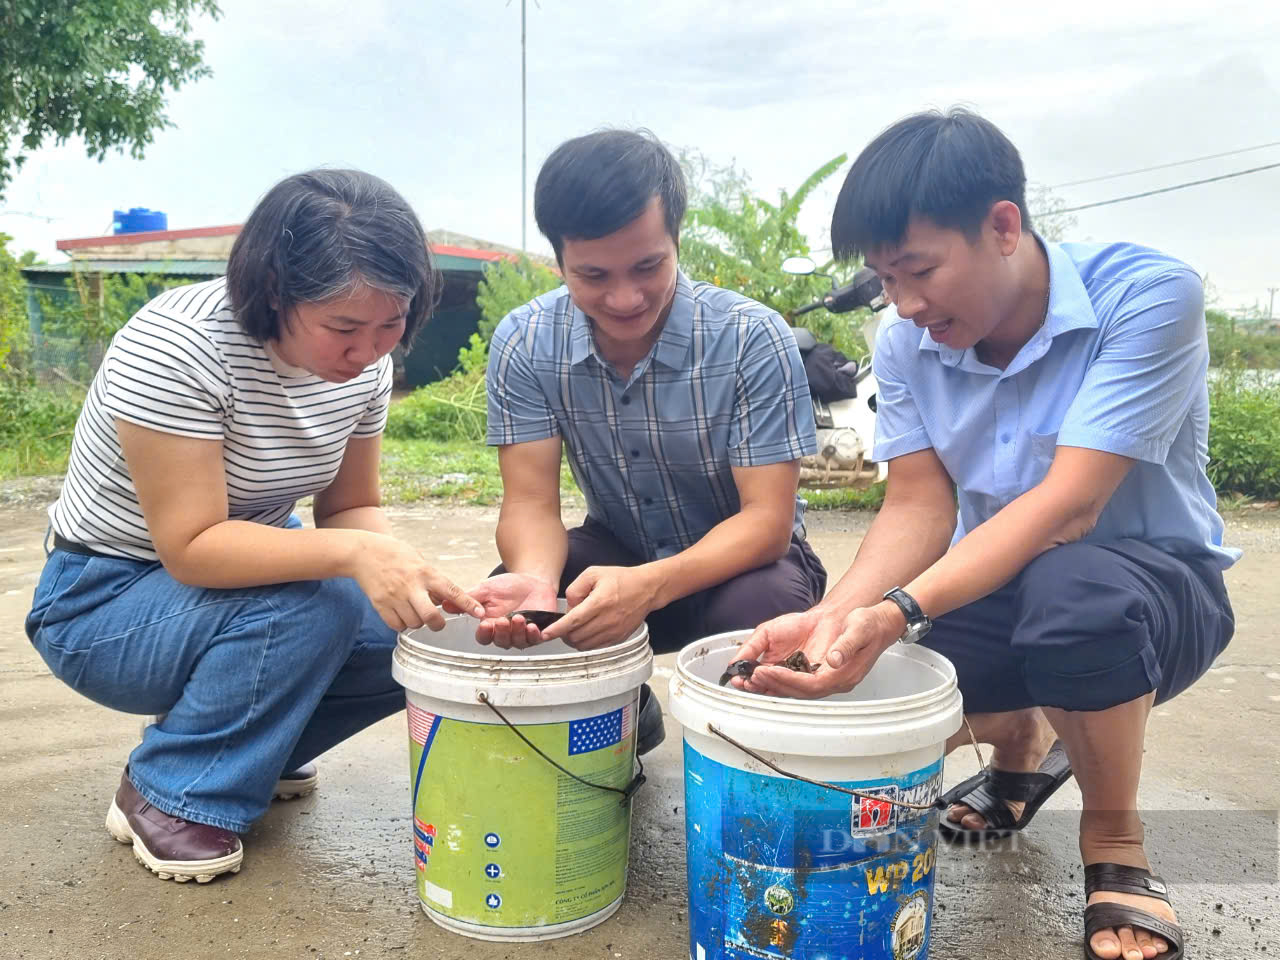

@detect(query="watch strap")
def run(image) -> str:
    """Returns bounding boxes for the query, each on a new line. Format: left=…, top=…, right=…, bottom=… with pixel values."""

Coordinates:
left=883, top=587, right=926, bottom=626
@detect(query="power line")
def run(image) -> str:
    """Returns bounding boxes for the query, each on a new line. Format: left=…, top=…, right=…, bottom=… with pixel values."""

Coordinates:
left=1050, top=140, right=1280, bottom=189
left=0, top=209, right=58, bottom=222
left=1034, top=161, right=1280, bottom=216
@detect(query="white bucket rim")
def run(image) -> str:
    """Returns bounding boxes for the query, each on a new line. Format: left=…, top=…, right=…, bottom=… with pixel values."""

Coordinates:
left=675, top=629, right=958, bottom=710
left=398, top=599, right=650, bottom=662
left=669, top=630, right=963, bottom=757
left=394, top=610, right=653, bottom=708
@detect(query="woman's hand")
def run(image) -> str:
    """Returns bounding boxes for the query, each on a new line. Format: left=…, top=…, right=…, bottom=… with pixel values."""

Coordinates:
left=348, top=533, right=484, bottom=632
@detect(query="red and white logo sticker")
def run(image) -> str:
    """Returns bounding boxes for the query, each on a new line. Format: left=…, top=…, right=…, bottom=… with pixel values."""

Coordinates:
left=852, top=785, right=900, bottom=836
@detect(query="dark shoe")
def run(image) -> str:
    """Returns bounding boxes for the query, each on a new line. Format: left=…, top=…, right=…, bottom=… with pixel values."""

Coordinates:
left=1083, top=863, right=1184, bottom=960
left=272, top=762, right=318, bottom=800
left=105, top=771, right=243, bottom=882
left=938, top=739, right=1073, bottom=842
left=636, top=683, right=665, bottom=756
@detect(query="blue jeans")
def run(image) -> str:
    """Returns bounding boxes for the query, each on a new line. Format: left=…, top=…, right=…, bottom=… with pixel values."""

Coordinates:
left=25, top=536, right=401, bottom=833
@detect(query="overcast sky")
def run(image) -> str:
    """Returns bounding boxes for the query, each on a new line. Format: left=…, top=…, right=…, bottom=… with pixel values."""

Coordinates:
left=3, top=0, right=1278, bottom=311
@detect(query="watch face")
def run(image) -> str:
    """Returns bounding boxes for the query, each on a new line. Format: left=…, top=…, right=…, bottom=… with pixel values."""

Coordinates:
left=902, top=621, right=930, bottom=645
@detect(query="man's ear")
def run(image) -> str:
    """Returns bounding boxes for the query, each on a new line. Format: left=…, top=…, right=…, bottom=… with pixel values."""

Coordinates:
left=988, top=200, right=1023, bottom=257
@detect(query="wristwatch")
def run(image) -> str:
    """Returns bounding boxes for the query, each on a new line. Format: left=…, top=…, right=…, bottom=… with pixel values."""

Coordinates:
left=882, top=587, right=932, bottom=645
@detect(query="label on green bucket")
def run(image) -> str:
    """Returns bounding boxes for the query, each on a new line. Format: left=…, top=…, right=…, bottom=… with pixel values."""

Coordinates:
left=407, top=699, right=635, bottom=929
left=684, top=743, right=943, bottom=960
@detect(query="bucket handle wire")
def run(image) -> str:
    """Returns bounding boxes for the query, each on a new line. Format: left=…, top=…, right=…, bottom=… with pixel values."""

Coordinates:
left=705, top=715, right=987, bottom=814
left=477, top=692, right=646, bottom=806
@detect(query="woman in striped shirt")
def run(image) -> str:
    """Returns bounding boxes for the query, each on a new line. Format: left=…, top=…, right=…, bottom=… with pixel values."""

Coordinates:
left=25, top=169, right=484, bottom=883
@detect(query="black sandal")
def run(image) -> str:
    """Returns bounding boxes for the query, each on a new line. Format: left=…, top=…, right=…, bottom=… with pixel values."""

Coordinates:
left=1083, top=862, right=1184, bottom=960
left=937, top=739, right=1073, bottom=842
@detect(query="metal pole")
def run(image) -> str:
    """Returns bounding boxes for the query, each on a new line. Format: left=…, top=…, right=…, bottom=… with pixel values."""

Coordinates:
left=1268, top=287, right=1277, bottom=321
left=521, top=0, right=527, bottom=252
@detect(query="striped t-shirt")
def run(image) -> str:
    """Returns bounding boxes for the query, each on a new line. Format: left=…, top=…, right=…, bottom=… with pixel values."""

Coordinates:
left=49, top=278, right=393, bottom=561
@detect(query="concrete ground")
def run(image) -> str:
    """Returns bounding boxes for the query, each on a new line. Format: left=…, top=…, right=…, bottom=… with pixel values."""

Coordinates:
left=1, top=489, right=1277, bottom=959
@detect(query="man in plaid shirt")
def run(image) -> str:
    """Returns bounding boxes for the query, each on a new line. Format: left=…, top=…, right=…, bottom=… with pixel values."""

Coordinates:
left=469, top=130, right=827, bottom=751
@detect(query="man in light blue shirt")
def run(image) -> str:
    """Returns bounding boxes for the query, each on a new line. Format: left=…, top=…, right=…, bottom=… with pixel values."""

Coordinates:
left=737, top=109, right=1232, bottom=960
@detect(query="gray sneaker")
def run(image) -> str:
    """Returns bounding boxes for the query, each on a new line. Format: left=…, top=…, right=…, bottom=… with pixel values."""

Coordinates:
left=272, top=763, right=318, bottom=800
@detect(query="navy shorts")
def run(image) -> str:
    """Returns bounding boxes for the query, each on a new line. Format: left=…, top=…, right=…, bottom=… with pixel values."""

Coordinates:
left=920, top=539, right=1234, bottom=713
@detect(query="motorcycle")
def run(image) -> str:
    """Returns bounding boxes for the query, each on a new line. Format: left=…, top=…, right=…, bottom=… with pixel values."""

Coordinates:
left=782, top=256, right=891, bottom=488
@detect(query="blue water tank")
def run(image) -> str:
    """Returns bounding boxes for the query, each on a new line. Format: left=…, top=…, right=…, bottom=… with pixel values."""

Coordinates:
left=113, top=208, right=168, bottom=234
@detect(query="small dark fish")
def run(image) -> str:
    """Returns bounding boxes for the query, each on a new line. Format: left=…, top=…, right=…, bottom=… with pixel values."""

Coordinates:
left=719, top=651, right=819, bottom=686
left=779, top=650, right=819, bottom=674
left=511, top=609, right=564, bottom=630
left=719, top=659, right=760, bottom=686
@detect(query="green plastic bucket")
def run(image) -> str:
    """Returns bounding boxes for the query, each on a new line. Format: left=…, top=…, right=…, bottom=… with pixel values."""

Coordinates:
left=392, top=612, right=652, bottom=941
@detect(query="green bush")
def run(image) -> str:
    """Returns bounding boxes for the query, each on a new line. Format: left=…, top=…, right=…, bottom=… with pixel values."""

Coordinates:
left=1208, top=367, right=1280, bottom=499
left=1207, top=309, right=1280, bottom=370
left=0, top=234, right=34, bottom=381
left=0, top=381, right=84, bottom=477
left=386, top=334, right=489, bottom=442
left=475, top=256, right=561, bottom=341
left=34, top=272, right=188, bottom=383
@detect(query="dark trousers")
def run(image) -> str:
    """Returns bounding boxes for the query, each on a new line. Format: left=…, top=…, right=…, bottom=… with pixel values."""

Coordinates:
left=493, top=517, right=827, bottom=653
left=922, top=539, right=1235, bottom=714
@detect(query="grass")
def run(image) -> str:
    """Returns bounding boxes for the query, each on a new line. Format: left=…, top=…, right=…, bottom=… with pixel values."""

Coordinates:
left=0, top=386, right=881, bottom=511
left=380, top=437, right=579, bottom=506
left=381, top=436, right=886, bottom=510
left=0, top=384, right=82, bottom=479
left=0, top=431, right=74, bottom=478
left=10, top=381, right=1265, bottom=516
left=803, top=483, right=886, bottom=511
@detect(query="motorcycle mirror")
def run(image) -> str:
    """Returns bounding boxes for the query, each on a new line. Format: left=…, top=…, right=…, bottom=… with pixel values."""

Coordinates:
left=781, top=256, right=817, bottom=276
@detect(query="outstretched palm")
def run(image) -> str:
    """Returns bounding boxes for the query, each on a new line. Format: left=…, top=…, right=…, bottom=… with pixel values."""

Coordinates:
left=730, top=609, right=846, bottom=698
left=733, top=610, right=827, bottom=668
left=467, top=573, right=558, bottom=619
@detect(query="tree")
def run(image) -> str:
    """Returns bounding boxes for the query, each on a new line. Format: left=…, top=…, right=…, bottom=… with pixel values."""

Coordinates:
left=679, top=151, right=870, bottom=359
left=394, top=256, right=560, bottom=443
left=0, top=0, right=220, bottom=199
left=0, top=235, right=30, bottom=378
left=25, top=269, right=189, bottom=384
left=474, top=255, right=561, bottom=340
left=680, top=152, right=848, bottom=316
left=1027, top=183, right=1077, bottom=243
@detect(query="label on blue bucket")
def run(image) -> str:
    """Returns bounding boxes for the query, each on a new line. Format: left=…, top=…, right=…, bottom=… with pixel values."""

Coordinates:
left=407, top=698, right=635, bottom=929
left=684, top=743, right=943, bottom=960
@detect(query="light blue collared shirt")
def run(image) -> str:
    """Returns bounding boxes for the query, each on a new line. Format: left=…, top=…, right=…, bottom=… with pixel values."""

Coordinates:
left=872, top=239, right=1239, bottom=569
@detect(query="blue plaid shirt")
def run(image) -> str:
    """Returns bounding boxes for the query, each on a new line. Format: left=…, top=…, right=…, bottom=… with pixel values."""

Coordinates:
left=487, top=272, right=817, bottom=561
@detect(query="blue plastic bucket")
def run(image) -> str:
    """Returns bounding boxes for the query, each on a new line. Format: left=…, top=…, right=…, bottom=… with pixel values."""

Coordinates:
left=669, top=632, right=962, bottom=960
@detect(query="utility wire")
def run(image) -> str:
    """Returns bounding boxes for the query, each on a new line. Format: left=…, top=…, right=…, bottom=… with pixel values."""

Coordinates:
left=1035, top=161, right=1280, bottom=216
left=1050, top=140, right=1280, bottom=189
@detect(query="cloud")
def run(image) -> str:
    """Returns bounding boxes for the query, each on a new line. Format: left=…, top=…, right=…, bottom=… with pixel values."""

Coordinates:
left=2, top=0, right=1276, bottom=308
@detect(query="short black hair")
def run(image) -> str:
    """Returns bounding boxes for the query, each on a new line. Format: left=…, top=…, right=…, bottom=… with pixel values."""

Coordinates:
left=831, top=108, right=1031, bottom=260
left=533, top=129, right=687, bottom=262
left=226, top=168, right=439, bottom=348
